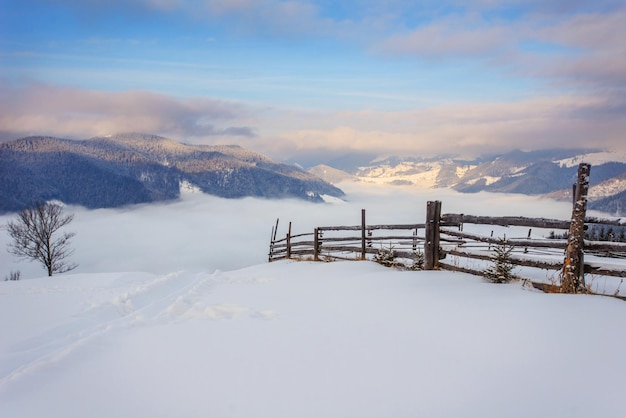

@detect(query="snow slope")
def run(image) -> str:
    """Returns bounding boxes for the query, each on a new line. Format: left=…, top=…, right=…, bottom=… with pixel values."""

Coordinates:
left=555, top=151, right=626, bottom=168
left=2, top=261, right=625, bottom=418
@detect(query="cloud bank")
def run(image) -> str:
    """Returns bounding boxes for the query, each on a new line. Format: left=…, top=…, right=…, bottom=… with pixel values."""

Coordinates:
left=0, top=83, right=256, bottom=141
left=3, top=82, right=626, bottom=160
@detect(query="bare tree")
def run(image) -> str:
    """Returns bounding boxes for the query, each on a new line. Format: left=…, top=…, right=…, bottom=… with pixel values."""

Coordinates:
left=6, top=202, right=77, bottom=276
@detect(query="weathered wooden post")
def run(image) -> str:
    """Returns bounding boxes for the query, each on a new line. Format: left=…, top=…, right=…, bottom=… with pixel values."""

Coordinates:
left=314, top=228, right=320, bottom=261
left=361, top=209, right=366, bottom=260
left=561, top=163, right=591, bottom=293
left=268, top=218, right=279, bottom=262
left=268, top=226, right=275, bottom=262
left=286, top=222, right=292, bottom=259
left=424, top=200, right=442, bottom=270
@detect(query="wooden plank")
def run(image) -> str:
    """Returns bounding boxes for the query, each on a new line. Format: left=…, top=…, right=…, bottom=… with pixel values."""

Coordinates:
left=318, top=225, right=362, bottom=231
left=319, top=235, right=424, bottom=243
left=441, top=229, right=569, bottom=249
left=288, top=240, right=316, bottom=248
left=366, top=224, right=425, bottom=230
left=319, top=245, right=365, bottom=252
left=584, top=217, right=626, bottom=227
left=366, top=235, right=426, bottom=241
left=445, top=248, right=563, bottom=270
left=289, top=232, right=314, bottom=239
left=317, top=223, right=425, bottom=232
left=584, top=264, right=626, bottom=278
left=289, top=249, right=315, bottom=256
left=584, top=240, right=626, bottom=252
left=438, top=261, right=484, bottom=276
left=319, top=236, right=363, bottom=242
left=442, top=214, right=571, bottom=229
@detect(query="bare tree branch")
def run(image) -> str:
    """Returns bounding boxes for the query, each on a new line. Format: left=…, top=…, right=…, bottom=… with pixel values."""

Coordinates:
left=6, top=202, right=77, bottom=276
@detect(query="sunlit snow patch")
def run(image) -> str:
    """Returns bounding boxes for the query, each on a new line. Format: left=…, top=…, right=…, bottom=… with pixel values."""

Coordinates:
left=320, top=194, right=346, bottom=204
left=179, top=180, right=202, bottom=195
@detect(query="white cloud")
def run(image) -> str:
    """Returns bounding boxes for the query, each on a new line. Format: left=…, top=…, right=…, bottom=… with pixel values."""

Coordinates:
left=255, top=95, right=626, bottom=160
left=0, top=83, right=256, bottom=141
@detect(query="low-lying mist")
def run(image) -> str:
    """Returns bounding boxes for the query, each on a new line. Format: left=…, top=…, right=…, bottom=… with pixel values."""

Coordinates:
left=1, top=181, right=597, bottom=279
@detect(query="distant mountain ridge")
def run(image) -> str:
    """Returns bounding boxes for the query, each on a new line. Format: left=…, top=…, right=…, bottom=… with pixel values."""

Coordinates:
left=310, top=149, right=626, bottom=215
left=0, top=133, right=344, bottom=213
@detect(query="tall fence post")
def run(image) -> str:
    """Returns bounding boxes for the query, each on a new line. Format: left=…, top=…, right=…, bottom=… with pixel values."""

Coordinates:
left=314, top=228, right=320, bottom=261
left=286, top=222, right=292, bottom=259
left=268, top=226, right=275, bottom=262
left=268, top=218, right=279, bottom=262
left=561, top=163, right=591, bottom=293
left=425, top=200, right=442, bottom=270
left=361, top=209, right=366, bottom=260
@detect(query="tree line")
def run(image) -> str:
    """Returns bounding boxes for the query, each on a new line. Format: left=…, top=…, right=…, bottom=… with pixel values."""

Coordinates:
left=548, top=225, right=626, bottom=242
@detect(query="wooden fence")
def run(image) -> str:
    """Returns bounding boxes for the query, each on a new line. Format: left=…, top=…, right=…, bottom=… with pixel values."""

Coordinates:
left=268, top=164, right=626, bottom=297
left=438, top=212, right=626, bottom=278
left=269, top=209, right=426, bottom=263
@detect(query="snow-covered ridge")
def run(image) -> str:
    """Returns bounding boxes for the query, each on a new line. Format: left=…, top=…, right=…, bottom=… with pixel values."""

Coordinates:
left=354, top=161, right=476, bottom=188
left=179, top=180, right=201, bottom=194
left=555, top=151, right=626, bottom=168
left=588, top=175, right=626, bottom=200
left=465, top=175, right=502, bottom=186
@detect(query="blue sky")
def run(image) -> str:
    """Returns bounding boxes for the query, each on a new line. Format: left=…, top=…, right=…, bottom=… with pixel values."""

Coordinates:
left=2, top=0, right=626, bottom=161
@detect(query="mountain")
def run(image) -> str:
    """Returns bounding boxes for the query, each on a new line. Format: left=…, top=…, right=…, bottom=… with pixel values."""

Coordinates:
left=332, top=149, right=626, bottom=215
left=0, top=133, right=344, bottom=213
left=308, top=164, right=355, bottom=184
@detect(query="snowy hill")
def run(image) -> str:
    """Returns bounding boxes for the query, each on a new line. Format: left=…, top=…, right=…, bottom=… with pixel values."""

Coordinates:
left=2, top=261, right=625, bottom=418
left=308, top=164, right=355, bottom=184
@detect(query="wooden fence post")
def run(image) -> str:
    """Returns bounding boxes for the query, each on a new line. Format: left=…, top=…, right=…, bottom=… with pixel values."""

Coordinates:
left=268, top=218, right=279, bottom=262
left=286, top=222, right=292, bottom=259
left=425, top=200, right=442, bottom=270
left=361, top=209, right=366, bottom=260
left=561, top=163, right=591, bottom=293
left=314, top=228, right=320, bottom=261
left=268, top=227, right=275, bottom=262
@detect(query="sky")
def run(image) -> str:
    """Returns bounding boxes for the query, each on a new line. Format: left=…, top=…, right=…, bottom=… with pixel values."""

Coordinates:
left=2, top=0, right=626, bottom=162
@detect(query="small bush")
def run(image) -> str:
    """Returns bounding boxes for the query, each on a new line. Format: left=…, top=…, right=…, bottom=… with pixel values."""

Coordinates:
left=5, top=270, right=21, bottom=281
left=484, top=239, right=516, bottom=283
left=374, top=246, right=397, bottom=268
left=407, top=249, right=425, bottom=271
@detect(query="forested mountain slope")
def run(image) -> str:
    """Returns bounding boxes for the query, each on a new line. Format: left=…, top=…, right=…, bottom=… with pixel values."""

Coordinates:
left=0, top=133, right=344, bottom=213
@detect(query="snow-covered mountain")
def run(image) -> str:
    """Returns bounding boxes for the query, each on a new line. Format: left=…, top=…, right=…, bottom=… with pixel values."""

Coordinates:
left=352, top=157, right=476, bottom=188
left=0, top=133, right=344, bottom=212
left=308, top=164, right=355, bottom=184
left=316, top=149, right=626, bottom=215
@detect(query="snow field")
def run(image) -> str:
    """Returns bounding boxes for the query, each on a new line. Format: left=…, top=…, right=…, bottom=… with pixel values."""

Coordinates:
left=2, top=260, right=625, bottom=418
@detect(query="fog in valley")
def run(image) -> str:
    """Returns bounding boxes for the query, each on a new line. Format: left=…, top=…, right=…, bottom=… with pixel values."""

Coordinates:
left=1, top=182, right=596, bottom=279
